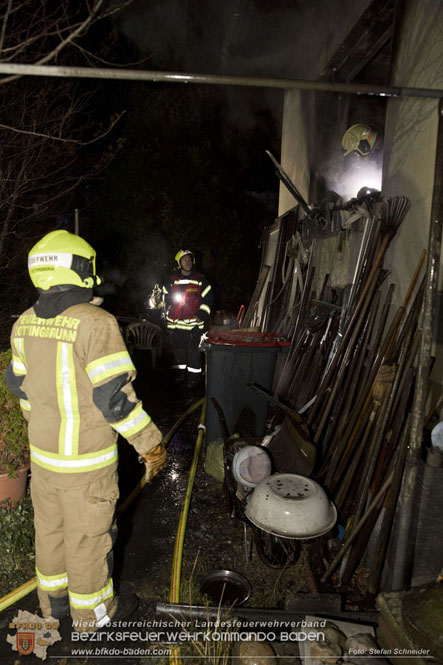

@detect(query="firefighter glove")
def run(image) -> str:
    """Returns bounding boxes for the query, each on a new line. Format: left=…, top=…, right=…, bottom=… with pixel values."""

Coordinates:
left=141, top=444, right=167, bottom=482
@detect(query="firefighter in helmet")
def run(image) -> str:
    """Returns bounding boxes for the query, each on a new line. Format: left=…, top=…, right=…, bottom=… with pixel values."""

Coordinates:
left=165, top=249, right=213, bottom=384
left=6, top=230, right=167, bottom=631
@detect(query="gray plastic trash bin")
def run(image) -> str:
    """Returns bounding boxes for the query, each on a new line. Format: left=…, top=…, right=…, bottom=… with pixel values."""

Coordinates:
left=203, top=330, right=288, bottom=442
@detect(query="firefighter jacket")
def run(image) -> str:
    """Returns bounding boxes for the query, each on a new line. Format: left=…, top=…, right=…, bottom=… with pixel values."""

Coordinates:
left=165, top=269, right=213, bottom=331
left=6, top=302, right=158, bottom=477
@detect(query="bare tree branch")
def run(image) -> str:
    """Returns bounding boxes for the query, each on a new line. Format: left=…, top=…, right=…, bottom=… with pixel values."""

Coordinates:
left=0, top=1, right=132, bottom=278
left=0, top=110, right=125, bottom=144
left=0, top=1, right=134, bottom=85
left=71, top=40, right=152, bottom=68
left=0, top=0, right=12, bottom=54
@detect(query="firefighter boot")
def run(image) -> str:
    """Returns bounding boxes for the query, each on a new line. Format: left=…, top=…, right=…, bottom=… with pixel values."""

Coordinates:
left=112, top=593, right=139, bottom=622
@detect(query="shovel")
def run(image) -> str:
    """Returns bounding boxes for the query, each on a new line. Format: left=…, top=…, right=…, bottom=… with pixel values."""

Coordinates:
left=249, top=383, right=317, bottom=475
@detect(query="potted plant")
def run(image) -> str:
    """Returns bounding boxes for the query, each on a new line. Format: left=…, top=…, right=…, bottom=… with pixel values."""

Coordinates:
left=0, top=349, right=30, bottom=501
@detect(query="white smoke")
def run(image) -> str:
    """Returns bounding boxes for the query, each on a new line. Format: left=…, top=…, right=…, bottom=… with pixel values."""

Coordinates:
left=326, top=156, right=383, bottom=202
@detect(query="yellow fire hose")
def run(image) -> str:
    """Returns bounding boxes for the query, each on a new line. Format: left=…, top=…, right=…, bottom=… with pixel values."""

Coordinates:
left=0, top=578, right=38, bottom=615
left=169, top=398, right=207, bottom=665
left=117, top=397, right=204, bottom=516
left=0, top=396, right=205, bottom=614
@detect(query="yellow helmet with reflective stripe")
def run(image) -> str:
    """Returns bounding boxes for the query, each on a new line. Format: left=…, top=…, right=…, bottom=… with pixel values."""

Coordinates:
left=175, top=249, right=195, bottom=268
left=28, top=230, right=102, bottom=290
left=342, top=124, right=377, bottom=157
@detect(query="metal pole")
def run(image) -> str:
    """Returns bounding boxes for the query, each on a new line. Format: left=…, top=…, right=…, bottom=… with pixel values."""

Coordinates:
left=155, top=602, right=380, bottom=626
left=1, top=62, right=443, bottom=98
left=74, top=208, right=79, bottom=235
left=320, top=470, right=394, bottom=584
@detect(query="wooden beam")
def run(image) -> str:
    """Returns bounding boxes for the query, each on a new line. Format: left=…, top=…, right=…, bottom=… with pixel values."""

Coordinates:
left=322, top=0, right=395, bottom=82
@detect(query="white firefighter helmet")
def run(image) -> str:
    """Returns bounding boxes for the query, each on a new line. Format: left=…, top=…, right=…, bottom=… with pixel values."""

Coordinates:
left=342, top=123, right=377, bottom=157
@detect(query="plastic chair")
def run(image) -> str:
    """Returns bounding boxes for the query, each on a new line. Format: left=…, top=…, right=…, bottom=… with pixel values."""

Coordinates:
left=124, top=320, right=162, bottom=369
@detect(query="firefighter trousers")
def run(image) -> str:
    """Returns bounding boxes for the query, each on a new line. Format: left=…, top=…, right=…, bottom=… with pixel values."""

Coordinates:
left=170, top=327, right=203, bottom=374
left=30, top=463, right=119, bottom=631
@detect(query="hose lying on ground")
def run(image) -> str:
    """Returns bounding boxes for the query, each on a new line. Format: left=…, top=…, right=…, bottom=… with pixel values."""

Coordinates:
left=169, top=398, right=207, bottom=665
left=118, top=397, right=204, bottom=515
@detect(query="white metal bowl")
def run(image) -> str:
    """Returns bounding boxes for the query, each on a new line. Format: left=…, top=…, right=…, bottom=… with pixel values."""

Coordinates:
left=244, top=473, right=337, bottom=539
left=232, top=445, right=272, bottom=488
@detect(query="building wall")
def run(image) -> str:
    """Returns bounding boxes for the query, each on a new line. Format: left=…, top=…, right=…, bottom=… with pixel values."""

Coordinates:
left=382, top=0, right=443, bottom=390
left=279, top=0, right=443, bottom=390
left=278, top=0, right=372, bottom=215
left=278, top=89, right=312, bottom=215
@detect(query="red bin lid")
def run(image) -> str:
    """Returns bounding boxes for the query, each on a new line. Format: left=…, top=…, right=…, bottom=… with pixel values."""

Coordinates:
left=206, top=329, right=289, bottom=347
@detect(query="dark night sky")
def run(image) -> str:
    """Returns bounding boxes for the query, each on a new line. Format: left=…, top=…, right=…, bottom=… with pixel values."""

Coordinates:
left=114, top=0, right=325, bottom=132
left=1, top=0, right=319, bottom=342
left=0, top=0, right=393, bottom=331
left=0, top=0, right=361, bottom=331
left=0, top=0, right=388, bottom=348
left=86, top=1, right=314, bottom=317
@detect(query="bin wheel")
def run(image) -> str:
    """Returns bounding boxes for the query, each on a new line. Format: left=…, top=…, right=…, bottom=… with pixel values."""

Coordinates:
left=253, top=526, right=301, bottom=569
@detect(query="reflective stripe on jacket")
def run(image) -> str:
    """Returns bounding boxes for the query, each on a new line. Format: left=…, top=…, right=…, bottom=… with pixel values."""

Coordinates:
left=8, top=303, right=155, bottom=473
left=165, top=270, right=213, bottom=330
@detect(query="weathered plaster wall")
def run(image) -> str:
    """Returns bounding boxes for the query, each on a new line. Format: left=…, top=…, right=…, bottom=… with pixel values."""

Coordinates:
left=278, top=0, right=372, bottom=214
left=382, top=0, right=443, bottom=389
left=280, top=0, right=443, bottom=389
left=278, top=89, right=312, bottom=215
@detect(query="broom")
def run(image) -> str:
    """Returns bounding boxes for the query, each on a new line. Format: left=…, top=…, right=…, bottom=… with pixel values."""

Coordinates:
left=308, top=196, right=411, bottom=433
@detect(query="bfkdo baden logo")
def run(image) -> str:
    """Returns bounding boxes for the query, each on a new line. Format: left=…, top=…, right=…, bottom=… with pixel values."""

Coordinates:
left=7, top=609, right=61, bottom=659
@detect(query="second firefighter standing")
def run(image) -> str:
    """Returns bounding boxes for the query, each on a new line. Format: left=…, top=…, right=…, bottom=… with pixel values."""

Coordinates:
left=165, top=249, right=213, bottom=384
